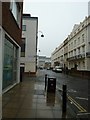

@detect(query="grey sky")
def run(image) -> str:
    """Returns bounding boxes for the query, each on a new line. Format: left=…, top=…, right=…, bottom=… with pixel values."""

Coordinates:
left=23, top=0, right=89, bottom=57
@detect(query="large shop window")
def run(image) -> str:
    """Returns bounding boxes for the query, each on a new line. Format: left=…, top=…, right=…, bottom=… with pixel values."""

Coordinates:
left=3, top=35, right=18, bottom=89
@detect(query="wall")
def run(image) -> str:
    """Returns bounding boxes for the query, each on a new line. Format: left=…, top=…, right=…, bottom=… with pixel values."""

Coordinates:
left=21, top=17, right=38, bottom=73
left=69, top=69, right=90, bottom=79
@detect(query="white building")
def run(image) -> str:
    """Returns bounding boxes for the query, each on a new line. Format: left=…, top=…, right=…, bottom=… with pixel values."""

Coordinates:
left=37, top=56, right=51, bottom=69
left=51, top=16, right=90, bottom=71
left=51, top=43, right=64, bottom=68
left=20, top=14, right=38, bottom=75
left=68, top=16, right=90, bottom=71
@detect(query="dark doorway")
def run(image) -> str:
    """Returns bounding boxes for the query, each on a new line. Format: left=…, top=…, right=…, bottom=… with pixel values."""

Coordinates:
left=20, top=67, right=24, bottom=82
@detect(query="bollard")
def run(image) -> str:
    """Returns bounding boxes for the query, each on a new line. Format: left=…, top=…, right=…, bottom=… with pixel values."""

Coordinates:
left=45, top=74, right=47, bottom=91
left=62, top=84, right=67, bottom=113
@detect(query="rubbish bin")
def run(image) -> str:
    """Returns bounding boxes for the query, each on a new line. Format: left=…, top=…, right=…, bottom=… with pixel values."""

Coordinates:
left=47, top=77, right=56, bottom=92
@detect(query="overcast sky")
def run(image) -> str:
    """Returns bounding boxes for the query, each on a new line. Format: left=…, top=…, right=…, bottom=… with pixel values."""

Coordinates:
left=23, top=0, right=89, bottom=57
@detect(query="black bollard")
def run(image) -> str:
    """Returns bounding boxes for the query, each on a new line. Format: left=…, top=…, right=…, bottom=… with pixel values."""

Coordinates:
left=45, top=74, right=47, bottom=91
left=62, top=84, right=67, bottom=113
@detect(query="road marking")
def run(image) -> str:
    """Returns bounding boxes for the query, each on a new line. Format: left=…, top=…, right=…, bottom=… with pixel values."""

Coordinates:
left=68, top=89, right=77, bottom=93
left=76, top=97, right=88, bottom=101
left=68, top=95, right=87, bottom=112
left=77, top=112, right=90, bottom=116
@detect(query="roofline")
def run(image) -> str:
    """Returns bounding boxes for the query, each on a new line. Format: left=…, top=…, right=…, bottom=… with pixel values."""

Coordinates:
left=23, top=14, right=38, bottom=19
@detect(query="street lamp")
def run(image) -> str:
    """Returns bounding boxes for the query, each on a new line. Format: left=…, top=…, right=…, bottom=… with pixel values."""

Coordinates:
left=36, top=31, right=44, bottom=70
left=37, top=30, right=44, bottom=55
left=38, top=31, right=44, bottom=37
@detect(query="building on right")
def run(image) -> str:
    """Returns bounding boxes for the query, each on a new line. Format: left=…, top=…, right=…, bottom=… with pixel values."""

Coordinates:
left=51, top=16, right=90, bottom=77
left=67, top=16, right=90, bottom=71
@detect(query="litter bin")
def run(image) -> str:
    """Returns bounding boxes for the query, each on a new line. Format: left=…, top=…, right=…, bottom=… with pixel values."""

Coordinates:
left=47, top=77, right=56, bottom=92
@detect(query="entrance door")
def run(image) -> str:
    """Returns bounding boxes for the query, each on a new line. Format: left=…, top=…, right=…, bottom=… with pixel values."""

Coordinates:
left=20, top=67, right=24, bottom=82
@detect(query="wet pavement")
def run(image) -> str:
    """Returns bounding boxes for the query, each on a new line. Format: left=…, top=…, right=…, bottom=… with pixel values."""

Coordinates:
left=2, top=70, right=74, bottom=118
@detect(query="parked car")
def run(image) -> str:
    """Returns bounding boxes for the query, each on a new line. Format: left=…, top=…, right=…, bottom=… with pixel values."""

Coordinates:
left=39, top=66, right=44, bottom=69
left=53, top=66, right=62, bottom=73
left=55, top=68, right=62, bottom=73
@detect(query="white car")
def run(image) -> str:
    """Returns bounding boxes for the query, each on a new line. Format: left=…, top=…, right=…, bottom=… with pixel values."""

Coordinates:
left=53, top=66, right=62, bottom=73
left=55, top=68, right=62, bottom=72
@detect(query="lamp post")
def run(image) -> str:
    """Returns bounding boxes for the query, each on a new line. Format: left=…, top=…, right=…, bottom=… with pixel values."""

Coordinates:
left=36, top=31, right=44, bottom=70
left=36, top=30, right=44, bottom=52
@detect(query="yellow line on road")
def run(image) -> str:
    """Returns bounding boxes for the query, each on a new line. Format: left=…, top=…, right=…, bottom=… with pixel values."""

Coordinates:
left=68, top=95, right=87, bottom=112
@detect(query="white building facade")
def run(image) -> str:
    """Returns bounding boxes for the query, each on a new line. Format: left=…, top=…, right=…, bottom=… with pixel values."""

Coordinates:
left=51, top=43, right=64, bottom=68
left=51, top=16, right=90, bottom=71
left=37, top=56, right=51, bottom=69
left=20, top=14, right=38, bottom=74
left=68, top=16, right=90, bottom=71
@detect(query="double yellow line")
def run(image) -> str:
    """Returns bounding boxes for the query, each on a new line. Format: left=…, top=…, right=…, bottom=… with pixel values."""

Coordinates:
left=68, top=95, right=87, bottom=113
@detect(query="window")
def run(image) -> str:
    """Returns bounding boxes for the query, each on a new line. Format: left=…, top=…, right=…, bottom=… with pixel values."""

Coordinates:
left=71, top=42, right=73, bottom=49
left=78, top=28, right=80, bottom=31
left=74, top=40, right=76, bottom=47
left=74, top=32, right=76, bottom=35
left=74, top=49, right=76, bottom=56
left=21, top=38, right=26, bottom=57
left=78, top=47, right=80, bottom=55
left=82, top=24, right=84, bottom=28
left=10, top=0, right=21, bottom=26
left=78, top=37, right=80, bottom=45
left=69, top=44, right=70, bottom=50
left=22, top=25, right=26, bottom=31
left=71, top=51, right=73, bottom=57
left=82, top=34, right=84, bottom=42
left=69, top=52, right=70, bottom=57
left=83, top=61, right=85, bottom=68
left=3, top=35, right=18, bottom=89
left=82, top=45, right=85, bottom=54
